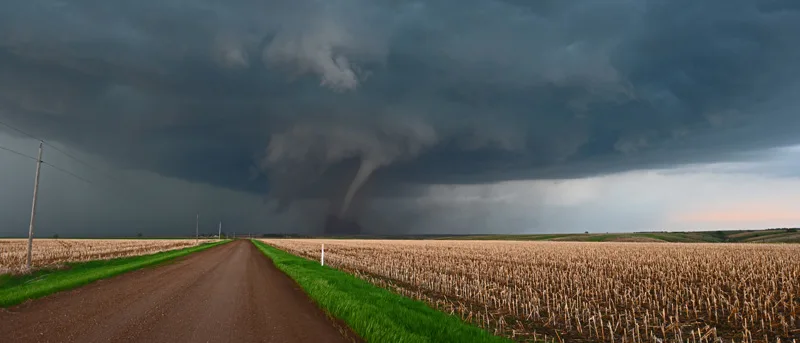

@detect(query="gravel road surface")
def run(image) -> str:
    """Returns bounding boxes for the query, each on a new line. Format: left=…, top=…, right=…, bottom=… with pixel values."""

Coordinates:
left=0, top=240, right=356, bottom=343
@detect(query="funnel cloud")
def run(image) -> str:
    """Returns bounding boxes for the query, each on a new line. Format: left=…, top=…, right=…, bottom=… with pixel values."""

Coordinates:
left=0, top=0, right=799, bottom=235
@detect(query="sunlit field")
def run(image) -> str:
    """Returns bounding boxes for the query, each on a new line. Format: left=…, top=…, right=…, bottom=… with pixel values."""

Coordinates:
left=262, top=239, right=799, bottom=343
left=0, top=239, right=212, bottom=274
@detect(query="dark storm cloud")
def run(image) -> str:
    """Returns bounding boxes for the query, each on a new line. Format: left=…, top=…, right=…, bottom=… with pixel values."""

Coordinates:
left=1, top=0, right=799, bottom=208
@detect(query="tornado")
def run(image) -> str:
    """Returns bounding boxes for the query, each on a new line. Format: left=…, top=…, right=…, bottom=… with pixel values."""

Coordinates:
left=340, top=158, right=377, bottom=216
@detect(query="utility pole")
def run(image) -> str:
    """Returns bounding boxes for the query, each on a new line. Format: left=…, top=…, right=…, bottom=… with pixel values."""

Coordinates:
left=195, top=213, right=199, bottom=244
left=218, top=221, right=221, bottom=240
left=26, top=141, right=43, bottom=270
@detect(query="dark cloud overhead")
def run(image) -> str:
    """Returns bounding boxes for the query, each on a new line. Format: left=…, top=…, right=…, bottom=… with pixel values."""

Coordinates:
left=0, top=0, right=799, bottom=214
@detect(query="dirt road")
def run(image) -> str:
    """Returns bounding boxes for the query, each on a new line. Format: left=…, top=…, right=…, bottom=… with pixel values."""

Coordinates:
left=0, top=240, right=356, bottom=343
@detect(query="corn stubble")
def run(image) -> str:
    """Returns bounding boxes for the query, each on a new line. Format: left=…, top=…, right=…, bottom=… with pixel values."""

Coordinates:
left=0, top=239, right=211, bottom=274
left=262, top=239, right=799, bottom=343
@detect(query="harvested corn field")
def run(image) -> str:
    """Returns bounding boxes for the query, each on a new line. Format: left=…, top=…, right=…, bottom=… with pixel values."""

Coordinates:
left=261, top=239, right=800, bottom=343
left=0, top=239, right=212, bottom=274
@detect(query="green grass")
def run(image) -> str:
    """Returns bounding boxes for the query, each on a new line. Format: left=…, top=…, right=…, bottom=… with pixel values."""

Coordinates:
left=251, top=240, right=511, bottom=343
left=0, top=240, right=229, bottom=307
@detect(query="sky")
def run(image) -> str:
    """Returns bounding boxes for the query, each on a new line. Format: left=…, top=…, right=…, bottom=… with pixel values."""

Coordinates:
left=0, top=0, right=799, bottom=236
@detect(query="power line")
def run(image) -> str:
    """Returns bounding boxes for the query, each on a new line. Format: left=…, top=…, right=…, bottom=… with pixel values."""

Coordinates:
left=0, top=119, right=37, bottom=140
left=0, top=120, right=189, bottom=232
left=0, top=119, right=112, bottom=179
left=0, top=145, right=38, bottom=162
left=0, top=124, right=174, bottom=235
left=41, top=161, right=93, bottom=185
left=0, top=143, right=92, bottom=185
left=0, top=121, right=195, bottom=239
left=0, top=140, right=167, bottom=238
left=0, top=141, right=155, bottom=221
left=0, top=118, right=146, bottom=198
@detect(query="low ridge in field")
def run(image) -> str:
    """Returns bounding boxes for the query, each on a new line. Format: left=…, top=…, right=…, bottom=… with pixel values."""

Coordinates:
left=433, top=228, right=800, bottom=243
left=263, top=239, right=800, bottom=343
left=0, top=239, right=213, bottom=274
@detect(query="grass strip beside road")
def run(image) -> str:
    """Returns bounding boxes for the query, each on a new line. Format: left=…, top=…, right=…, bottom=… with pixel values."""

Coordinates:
left=0, top=240, right=229, bottom=307
left=251, top=240, right=511, bottom=343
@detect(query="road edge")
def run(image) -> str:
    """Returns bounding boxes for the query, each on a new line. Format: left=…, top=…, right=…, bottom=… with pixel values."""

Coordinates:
left=0, top=240, right=230, bottom=307
left=251, top=239, right=511, bottom=343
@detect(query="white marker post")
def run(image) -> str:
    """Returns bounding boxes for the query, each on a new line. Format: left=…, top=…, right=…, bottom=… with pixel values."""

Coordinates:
left=321, top=244, right=325, bottom=266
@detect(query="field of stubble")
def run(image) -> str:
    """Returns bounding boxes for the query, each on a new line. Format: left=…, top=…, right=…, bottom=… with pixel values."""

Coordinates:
left=0, top=239, right=210, bottom=274
left=262, top=239, right=799, bottom=343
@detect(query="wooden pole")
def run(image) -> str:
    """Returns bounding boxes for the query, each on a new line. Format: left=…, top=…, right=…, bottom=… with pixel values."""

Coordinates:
left=26, top=141, right=43, bottom=270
